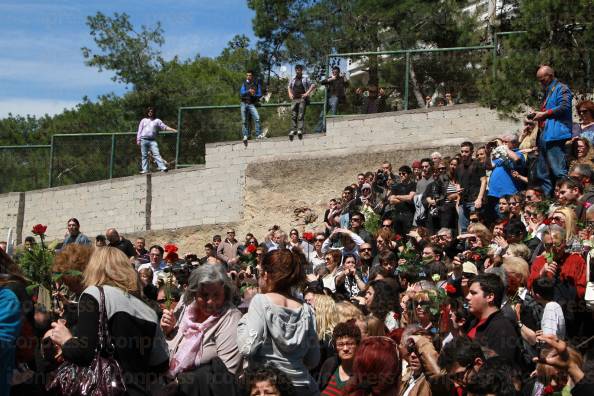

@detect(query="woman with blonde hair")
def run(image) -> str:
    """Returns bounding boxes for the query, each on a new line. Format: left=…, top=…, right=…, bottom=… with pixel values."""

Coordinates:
left=550, top=206, right=578, bottom=243
left=313, top=294, right=339, bottom=380
left=49, top=247, right=169, bottom=396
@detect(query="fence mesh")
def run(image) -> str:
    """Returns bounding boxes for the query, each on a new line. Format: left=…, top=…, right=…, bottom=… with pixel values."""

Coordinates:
left=328, top=48, right=491, bottom=114
left=0, top=147, right=50, bottom=193
left=51, top=135, right=113, bottom=187
left=178, top=103, right=324, bottom=164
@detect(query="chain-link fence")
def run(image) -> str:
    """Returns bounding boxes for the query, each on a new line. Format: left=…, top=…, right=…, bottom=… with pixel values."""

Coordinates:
left=322, top=46, right=493, bottom=117
left=4, top=39, right=544, bottom=192
left=47, top=132, right=178, bottom=187
left=0, top=146, right=51, bottom=193
left=177, top=102, right=324, bottom=166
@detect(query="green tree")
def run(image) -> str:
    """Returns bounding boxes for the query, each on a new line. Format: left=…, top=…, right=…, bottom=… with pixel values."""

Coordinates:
left=81, top=12, right=165, bottom=90
left=481, top=0, right=594, bottom=113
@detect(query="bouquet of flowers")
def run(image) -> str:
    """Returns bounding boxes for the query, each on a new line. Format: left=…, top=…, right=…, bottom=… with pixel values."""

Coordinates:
left=491, top=145, right=509, bottom=160
left=18, top=224, right=56, bottom=309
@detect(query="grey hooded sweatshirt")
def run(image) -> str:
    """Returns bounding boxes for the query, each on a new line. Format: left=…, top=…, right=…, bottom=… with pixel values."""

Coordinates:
left=237, top=293, right=320, bottom=393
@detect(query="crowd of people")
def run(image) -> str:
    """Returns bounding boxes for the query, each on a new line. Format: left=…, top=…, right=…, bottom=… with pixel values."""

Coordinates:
left=1, top=66, right=594, bottom=396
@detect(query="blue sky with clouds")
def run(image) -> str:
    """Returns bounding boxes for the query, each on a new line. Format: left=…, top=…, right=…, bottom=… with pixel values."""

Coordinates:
left=0, top=1, right=256, bottom=118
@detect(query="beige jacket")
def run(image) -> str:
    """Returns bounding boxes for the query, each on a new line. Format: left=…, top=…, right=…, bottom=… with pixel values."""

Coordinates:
left=167, top=306, right=243, bottom=374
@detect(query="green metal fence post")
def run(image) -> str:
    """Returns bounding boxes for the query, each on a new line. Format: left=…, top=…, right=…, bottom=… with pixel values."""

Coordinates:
left=109, top=134, right=116, bottom=179
left=404, top=51, right=410, bottom=111
left=175, top=108, right=182, bottom=169
left=492, top=33, right=498, bottom=82
left=48, top=135, right=55, bottom=188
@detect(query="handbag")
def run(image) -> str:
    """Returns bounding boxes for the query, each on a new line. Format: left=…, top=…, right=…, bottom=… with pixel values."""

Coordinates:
left=47, top=285, right=127, bottom=396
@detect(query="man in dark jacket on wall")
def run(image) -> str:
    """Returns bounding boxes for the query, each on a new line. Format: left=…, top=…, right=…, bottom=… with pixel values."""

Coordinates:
left=240, top=70, right=263, bottom=144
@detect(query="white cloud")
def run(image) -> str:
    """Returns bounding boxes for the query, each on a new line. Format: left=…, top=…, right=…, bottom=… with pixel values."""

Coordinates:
left=0, top=98, right=80, bottom=118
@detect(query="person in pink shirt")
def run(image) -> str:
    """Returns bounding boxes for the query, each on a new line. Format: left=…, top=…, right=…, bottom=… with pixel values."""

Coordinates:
left=136, top=107, right=177, bottom=174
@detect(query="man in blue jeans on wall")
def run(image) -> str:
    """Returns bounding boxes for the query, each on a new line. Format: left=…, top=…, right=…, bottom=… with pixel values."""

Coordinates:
left=314, top=65, right=349, bottom=133
left=240, top=70, right=263, bottom=145
left=532, top=65, right=572, bottom=196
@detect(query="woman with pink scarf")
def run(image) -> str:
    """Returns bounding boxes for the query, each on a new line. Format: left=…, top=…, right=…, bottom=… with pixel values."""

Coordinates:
left=160, top=264, right=242, bottom=395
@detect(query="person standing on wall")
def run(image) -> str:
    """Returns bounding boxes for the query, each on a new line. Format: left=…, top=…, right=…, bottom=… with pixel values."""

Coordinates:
left=288, top=64, right=316, bottom=141
left=314, top=65, right=348, bottom=133
left=240, top=70, right=263, bottom=146
left=532, top=65, right=573, bottom=196
left=136, top=107, right=177, bottom=174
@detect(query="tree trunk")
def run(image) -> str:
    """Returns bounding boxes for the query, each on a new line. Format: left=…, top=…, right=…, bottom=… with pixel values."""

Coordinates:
left=409, top=60, right=425, bottom=108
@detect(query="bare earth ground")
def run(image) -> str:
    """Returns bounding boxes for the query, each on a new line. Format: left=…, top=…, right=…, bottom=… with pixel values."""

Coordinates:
left=124, top=143, right=463, bottom=255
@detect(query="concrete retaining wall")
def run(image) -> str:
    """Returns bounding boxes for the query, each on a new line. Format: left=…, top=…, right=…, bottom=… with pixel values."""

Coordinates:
left=0, top=104, right=519, bottom=243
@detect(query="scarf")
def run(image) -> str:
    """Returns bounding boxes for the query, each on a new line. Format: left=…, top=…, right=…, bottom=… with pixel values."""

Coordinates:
left=168, top=302, right=221, bottom=377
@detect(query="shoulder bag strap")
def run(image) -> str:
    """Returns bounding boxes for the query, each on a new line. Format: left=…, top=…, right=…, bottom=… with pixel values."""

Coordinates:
left=96, top=285, right=109, bottom=352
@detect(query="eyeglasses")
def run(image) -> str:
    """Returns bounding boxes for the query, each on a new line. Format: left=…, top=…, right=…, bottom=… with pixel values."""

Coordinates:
left=382, top=223, right=391, bottom=227
left=360, top=248, right=372, bottom=252
left=315, top=238, right=325, bottom=242
left=524, top=211, right=536, bottom=217
left=398, top=172, right=407, bottom=176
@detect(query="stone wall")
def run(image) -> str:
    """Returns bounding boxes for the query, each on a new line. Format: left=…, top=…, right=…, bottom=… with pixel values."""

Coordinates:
left=0, top=104, right=519, bottom=243
left=20, top=175, right=148, bottom=241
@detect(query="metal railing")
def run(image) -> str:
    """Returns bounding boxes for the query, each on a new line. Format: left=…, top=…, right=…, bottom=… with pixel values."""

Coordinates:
left=2, top=34, right=533, bottom=192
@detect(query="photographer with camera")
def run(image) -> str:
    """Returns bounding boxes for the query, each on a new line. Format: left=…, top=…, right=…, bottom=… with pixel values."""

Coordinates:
left=531, top=66, right=573, bottom=197
left=485, top=133, right=525, bottom=226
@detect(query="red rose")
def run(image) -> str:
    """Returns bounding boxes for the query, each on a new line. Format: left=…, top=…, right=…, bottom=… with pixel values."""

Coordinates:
left=31, top=295, right=38, bottom=303
left=584, top=202, right=592, bottom=209
left=246, top=244, right=257, bottom=254
left=472, top=254, right=481, bottom=262
left=31, top=224, right=47, bottom=236
left=445, top=284, right=457, bottom=294
left=543, top=218, right=552, bottom=225
left=393, top=312, right=401, bottom=321
left=394, top=234, right=402, bottom=241
left=164, top=243, right=178, bottom=254
left=543, top=385, right=554, bottom=395
left=302, top=232, right=314, bottom=242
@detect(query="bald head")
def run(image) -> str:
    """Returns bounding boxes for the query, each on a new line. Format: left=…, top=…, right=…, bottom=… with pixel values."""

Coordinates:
left=536, top=66, right=555, bottom=87
left=106, top=228, right=120, bottom=244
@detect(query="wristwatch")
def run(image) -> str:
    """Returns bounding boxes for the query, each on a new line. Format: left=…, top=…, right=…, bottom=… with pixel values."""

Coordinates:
left=517, top=321, right=524, bottom=329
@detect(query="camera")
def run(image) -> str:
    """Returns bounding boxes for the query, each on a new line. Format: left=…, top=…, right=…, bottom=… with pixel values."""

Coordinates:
left=526, top=113, right=536, bottom=120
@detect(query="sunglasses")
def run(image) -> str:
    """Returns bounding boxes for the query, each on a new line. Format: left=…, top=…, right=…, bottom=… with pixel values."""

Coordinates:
left=544, top=242, right=563, bottom=249
left=360, top=248, right=372, bottom=252
left=315, top=238, right=325, bottom=242
left=551, top=216, right=565, bottom=223
left=382, top=224, right=391, bottom=227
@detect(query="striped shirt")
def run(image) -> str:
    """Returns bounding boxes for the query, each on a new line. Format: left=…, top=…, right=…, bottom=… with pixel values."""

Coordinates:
left=321, top=367, right=348, bottom=396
